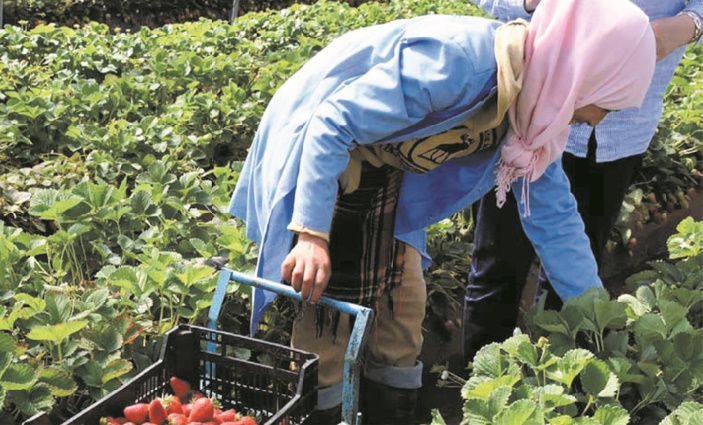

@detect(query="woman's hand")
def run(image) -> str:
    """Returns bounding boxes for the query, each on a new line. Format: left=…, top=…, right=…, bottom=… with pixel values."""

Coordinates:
left=281, top=232, right=331, bottom=304
left=651, top=14, right=697, bottom=61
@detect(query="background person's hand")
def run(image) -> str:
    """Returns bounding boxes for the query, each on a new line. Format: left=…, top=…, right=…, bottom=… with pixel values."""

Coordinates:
left=524, top=0, right=541, bottom=13
left=281, top=232, right=331, bottom=304
left=651, top=14, right=697, bottom=61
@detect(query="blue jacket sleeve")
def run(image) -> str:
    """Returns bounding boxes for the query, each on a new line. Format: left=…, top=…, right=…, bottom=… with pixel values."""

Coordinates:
left=291, top=36, right=488, bottom=234
left=514, top=159, right=603, bottom=300
left=470, top=0, right=533, bottom=21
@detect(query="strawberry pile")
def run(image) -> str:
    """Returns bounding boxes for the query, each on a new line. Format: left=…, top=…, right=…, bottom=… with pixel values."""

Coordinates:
left=100, top=377, right=259, bottom=425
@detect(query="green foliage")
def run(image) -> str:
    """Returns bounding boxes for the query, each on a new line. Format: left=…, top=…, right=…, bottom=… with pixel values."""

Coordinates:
left=424, top=211, right=474, bottom=324
left=0, top=0, right=486, bottom=422
left=614, top=45, right=703, bottom=252
left=435, top=218, right=703, bottom=424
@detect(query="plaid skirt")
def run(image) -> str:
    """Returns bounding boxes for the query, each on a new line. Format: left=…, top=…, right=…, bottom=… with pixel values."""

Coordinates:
left=310, top=164, right=406, bottom=336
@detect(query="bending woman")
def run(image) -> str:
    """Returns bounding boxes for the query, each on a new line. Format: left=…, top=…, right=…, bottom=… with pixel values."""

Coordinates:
left=229, top=0, right=656, bottom=423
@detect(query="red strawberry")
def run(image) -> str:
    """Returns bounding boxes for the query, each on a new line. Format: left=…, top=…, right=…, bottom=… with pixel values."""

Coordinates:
left=233, top=417, right=258, bottom=425
left=181, top=403, right=192, bottom=417
left=214, top=409, right=237, bottom=424
left=165, top=396, right=183, bottom=414
left=169, top=376, right=191, bottom=399
left=148, top=399, right=168, bottom=424
left=189, top=397, right=215, bottom=422
left=167, top=413, right=188, bottom=425
left=124, top=403, right=149, bottom=424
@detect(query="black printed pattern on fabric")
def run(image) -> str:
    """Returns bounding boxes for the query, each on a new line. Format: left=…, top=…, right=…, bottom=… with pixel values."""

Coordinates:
left=380, top=126, right=501, bottom=174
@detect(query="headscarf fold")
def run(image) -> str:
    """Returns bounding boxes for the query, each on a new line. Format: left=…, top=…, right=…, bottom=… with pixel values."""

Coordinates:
left=496, top=0, right=656, bottom=213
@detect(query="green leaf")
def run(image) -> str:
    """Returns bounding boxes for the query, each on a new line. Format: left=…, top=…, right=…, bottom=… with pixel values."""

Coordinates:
left=464, top=376, right=520, bottom=400
left=593, top=299, right=627, bottom=333
left=633, top=314, right=666, bottom=346
left=175, top=264, right=215, bottom=287
left=130, top=190, right=155, bottom=215
left=668, top=216, right=703, bottom=259
left=0, top=363, right=36, bottom=390
left=84, top=326, right=124, bottom=354
left=649, top=261, right=685, bottom=284
left=8, top=384, right=54, bottom=416
left=635, top=285, right=658, bottom=310
left=658, top=299, right=691, bottom=336
left=494, top=399, right=542, bottom=425
left=636, top=361, right=661, bottom=378
left=0, top=333, right=16, bottom=354
left=26, top=320, right=89, bottom=344
left=616, top=293, right=650, bottom=318
left=660, top=401, right=703, bottom=425
left=472, top=343, right=505, bottom=379
left=672, top=331, right=703, bottom=363
left=592, top=405, right=629, bottom=425
left=534, top=384, right=577, bottom=410
left=501, top=334, right=539, bottom=367
left=534, top=310, right=572, bottom=336
left=37, top=368, right=78, bottom=397
left=45, top=292, right=72, bottom=323
left=603, top=330, right=628, bottom=355
left=190, top=237, right=218, bottom=258
left=463, top=398, right=492, bottom=425
left=581, top=360, right=619, bottom=398
left=101, top=359, right=133, bottom=384
left=28, top=189, right=82, bottom=221
left=546, top=349, right=593, bottom=387
left=463, top=386, right=513, bottom=425
left=548, top=414, right=576, bottom=425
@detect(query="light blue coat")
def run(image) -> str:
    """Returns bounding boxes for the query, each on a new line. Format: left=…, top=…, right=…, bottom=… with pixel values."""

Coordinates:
left=229, top=14, right=603, bottom=332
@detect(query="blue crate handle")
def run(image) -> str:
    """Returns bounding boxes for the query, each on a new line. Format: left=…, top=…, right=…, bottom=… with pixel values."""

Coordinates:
left=208, top=268, right=373, bottom=425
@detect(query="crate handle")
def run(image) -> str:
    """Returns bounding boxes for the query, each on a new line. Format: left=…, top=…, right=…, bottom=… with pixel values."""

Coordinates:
left=211, top=268, right=372, bottom=425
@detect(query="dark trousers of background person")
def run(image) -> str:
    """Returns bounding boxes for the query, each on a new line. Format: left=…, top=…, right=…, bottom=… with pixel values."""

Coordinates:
left=462, top=131, right=644, bottom=369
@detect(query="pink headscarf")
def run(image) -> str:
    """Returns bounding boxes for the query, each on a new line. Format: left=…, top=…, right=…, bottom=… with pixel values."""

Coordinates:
left=495, top=0, right=656, bottom=212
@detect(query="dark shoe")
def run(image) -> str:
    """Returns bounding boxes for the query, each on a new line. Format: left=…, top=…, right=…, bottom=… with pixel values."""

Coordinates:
left=361, top=378, right=418, bottom=425
left=302, top=404, right=342, bottom=425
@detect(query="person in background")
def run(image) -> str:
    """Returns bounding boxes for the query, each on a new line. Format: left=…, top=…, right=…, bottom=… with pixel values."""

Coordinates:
left=463, top=0, right=703, bottom=368
left=229, top=0, right=656, bottom=423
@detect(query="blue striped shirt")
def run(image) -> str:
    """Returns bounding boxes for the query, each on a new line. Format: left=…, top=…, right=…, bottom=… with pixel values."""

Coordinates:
left=471, top=0, right=703, bottom=162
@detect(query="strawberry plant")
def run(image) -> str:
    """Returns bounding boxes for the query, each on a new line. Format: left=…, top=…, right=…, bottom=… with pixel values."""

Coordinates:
left=434, top=217, right=703, bottom=424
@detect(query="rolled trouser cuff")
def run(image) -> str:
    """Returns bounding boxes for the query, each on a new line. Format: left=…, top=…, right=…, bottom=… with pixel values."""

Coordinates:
left=317, top=382, right=343, bottom=410
left=364, top=359, right=423, bottom=389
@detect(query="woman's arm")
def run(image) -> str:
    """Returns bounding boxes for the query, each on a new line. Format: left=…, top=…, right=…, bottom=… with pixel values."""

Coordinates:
left=515, top=159, right=603, bottom=301
left=291, top=36, right=481, bottom=235
left=285, top=32, right=489, bottom=302
left=651, top=5, right=702, bottom=60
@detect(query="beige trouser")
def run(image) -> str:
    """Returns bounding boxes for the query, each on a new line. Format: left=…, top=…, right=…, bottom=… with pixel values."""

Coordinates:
left=291, top=244, right=426, bottom=398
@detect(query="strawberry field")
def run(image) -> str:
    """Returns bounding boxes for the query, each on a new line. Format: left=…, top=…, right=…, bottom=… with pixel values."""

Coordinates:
left=1, top=0, right=702, bottom=424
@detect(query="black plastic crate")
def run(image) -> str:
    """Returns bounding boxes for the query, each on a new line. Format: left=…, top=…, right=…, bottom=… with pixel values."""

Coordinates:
left=24, top=325, right=318, bottom=425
